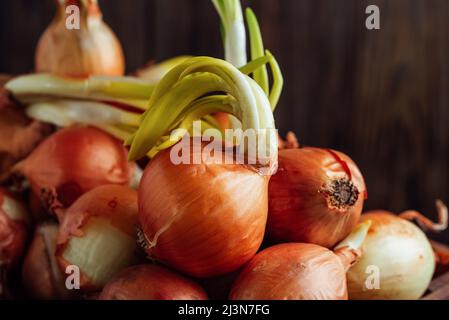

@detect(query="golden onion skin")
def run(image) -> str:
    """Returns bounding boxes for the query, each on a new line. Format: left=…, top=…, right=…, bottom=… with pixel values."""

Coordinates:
left=35, top=0, right=124, bottom=77
left=138, top=144, right=269, bottom=278
left=15, top=127, right=133, bottom=207
left=99, top=264, right=208, bottom=300
left=268, top=147, right=366, bottom=248
left=229, top=243, right=349, bottom=300
left=347, top=212, right=435, bottom=300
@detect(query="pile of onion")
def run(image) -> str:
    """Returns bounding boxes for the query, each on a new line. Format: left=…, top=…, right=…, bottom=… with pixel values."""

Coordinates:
left=55, top=185, right=140, bottom=292
left=13, top=126, right=134, bottom=208
left=229, top=221, right=371, bottom=300
left=99, top=264, right=208, bottom=300
left=267, top=142, right=367, bottom=248
left=35, top=0, right=124, bottom=77
left=22, top=223, right=73, bottom=300
left=347, top=201, right=448, bottom=300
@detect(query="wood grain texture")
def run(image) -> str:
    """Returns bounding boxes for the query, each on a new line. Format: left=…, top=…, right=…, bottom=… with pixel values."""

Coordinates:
left=0, top=0, right=448, bottom=243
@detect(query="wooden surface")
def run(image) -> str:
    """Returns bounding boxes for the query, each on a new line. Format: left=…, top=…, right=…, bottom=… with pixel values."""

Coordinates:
left=0, top=0, right=448, bottom=243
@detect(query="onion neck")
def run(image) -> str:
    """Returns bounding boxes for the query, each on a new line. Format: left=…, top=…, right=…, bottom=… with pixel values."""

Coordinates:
left=56, top=0, right=100, bottom=19
left=334, top=220, right=372, bottom=271
left=322, top=178, right=360, bottom=211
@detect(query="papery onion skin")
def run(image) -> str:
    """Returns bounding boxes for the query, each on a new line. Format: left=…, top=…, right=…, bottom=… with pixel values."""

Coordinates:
left=22, top=223, right=74, bottom=300
left=99, top=264, right=208, bottom=300
left=229, top=243, right=348, bottom=300
left=35, top=0, right=124, bottom=77
left=347, top=212, right=435, bottom=300
left=268, top=147, right=366, bottom=248
left=0, top=88, right=52, bottom=182
left=0, top=188, right=29, bottom=268
left=56, top=185, right=139, bottom=292
left=15, top=126, right=133, bottom=207
left=138, top=141, right=269, bottom=278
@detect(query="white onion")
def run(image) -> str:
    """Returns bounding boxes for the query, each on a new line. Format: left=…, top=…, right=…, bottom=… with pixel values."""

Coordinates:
left=347, top=211, right=438, bottom=300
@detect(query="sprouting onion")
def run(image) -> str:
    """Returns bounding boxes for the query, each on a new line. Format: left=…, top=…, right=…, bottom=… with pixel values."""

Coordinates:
left=128, top=8, right=284, bottom=276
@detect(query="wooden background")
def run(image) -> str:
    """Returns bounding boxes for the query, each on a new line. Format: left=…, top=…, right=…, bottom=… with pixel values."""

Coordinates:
left=0, top=0, right=448, bottom=243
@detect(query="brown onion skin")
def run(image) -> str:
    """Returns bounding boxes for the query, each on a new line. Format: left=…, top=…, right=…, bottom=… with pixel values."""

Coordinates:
left=99, top=264, right=208, bottom=300
left=0, top=89, right=52, bottom=182
left=268, top=147, right=366, bottom=248
left=56, top=185, right=139, bottom=292
left=138, top=142, right=269, bottom=278
left=22, top=224, right=74, bottom=300
left=0, top=189, right=28, bottom=268
left=35, top=0, right=124, bottom=77
left=229, top=243, right=348, bottom=300
left=15, top=126, right=133, bottom=207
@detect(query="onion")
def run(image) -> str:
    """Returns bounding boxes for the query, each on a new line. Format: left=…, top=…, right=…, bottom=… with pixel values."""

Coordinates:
left=125, top=54, right=281, bottom=279
left=0, top=189, right=29, bottom=298
left=229, top=221, right=372, bottom=300
left=56, top=185, right=140, bottom=292
left=35, top=0, right=124, bottom=77
left=14, top=126, right=134, bottom=207
left=267, top=146, right=367, bottom=248
left=22, top=223, right=74, bottom=300
left=347, top=201, right=448, bottom=300
left=138, top=140, right=269, bottom=278
left=99, top=264, right=208, bottom=300
left=0, top=188, right=29, bottom=269
left=0, top=89, right=52, bottom=182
